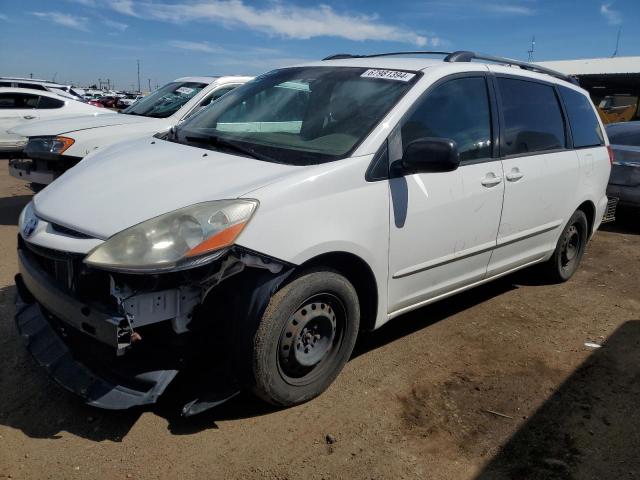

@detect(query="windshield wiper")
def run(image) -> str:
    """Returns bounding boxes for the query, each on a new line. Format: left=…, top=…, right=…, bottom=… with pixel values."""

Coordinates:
left=184, top=135, right=278, bottom=163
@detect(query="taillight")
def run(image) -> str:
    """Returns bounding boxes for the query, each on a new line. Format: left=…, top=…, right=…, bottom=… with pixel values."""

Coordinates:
left=607, top=145, right=615, bottom=165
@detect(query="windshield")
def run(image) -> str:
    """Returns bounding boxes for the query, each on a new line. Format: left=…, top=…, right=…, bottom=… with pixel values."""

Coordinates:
left=122, top=81, right=207, bottom=118
left=174, top=67, right=419, bottom=165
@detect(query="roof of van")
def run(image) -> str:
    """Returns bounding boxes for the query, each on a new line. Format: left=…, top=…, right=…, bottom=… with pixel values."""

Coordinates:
left=296, top=51, right=581, bottom=88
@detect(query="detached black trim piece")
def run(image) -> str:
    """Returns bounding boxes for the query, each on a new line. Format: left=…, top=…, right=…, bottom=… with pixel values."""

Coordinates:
left=323, top=51, right=450, bottom=61
left=14, top=280, right=178, bottom=409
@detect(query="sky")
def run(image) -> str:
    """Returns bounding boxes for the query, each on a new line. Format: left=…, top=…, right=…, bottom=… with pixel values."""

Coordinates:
left=0, top=0, right=638, bottom=90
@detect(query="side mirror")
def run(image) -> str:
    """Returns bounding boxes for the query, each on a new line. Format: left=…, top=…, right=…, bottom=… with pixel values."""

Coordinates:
left=397, top=137, right=460, bottom=174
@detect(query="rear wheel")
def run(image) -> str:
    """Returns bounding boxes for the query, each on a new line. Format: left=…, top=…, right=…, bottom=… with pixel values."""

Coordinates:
left=250, top=269, right=360, bottom=406
left=540, top=210, right=588, bottom=282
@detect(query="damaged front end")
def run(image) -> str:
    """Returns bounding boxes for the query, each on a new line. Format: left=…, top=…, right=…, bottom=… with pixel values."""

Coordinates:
left=15, top=235, right=293, bottom=415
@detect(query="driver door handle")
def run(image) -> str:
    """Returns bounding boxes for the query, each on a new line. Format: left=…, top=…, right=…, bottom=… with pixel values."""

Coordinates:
left=481, top=173, right=503, bottom=187
left=23, top=115, right=36, bottom=120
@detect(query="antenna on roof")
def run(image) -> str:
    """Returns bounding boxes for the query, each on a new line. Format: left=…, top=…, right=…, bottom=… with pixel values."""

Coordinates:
left=612, top=27, right=621, bottom=57
left=527, top=36, right=536, bottom=63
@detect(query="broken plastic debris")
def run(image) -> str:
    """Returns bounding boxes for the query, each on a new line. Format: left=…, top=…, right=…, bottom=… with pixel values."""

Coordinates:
left=584, top=342, right=602, bottom=349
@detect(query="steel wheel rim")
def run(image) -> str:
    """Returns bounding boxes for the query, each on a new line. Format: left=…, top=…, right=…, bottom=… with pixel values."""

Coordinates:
left=277, top=293, right=346, bottom=386
left=560, top=224, right=581, bottom=272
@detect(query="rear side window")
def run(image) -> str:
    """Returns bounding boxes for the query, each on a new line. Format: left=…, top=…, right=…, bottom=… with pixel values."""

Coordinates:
left=0, top=93, right=39, bottom=108
left=37, top=96, right=65, bottom=109
left=498, top=78, right=566, bottom=156
left=559, top=86, right=604, bottom=148
left=401, top=76, right=492, bottom=161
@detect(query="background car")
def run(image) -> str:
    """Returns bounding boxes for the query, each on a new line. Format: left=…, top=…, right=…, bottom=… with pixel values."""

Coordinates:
left=606, top=121, right=640, bottom=214
left=116, top=94, right=142, bottom=109
left=0, top=87, right=107, bottom=157
left=97, top=95, right=118, bottom=108
left=0, top=77, right=86, bottom=102
left=9, top=76, right=251, bottom=187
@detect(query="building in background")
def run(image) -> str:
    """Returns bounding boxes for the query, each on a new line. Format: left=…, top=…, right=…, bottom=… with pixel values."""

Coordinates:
left=538, top=57, right=640, bottom=123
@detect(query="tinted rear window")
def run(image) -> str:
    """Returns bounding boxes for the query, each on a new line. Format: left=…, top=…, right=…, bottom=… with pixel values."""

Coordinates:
left=559, top=86, right=604, bottom=148
left=498, top=77, right=566, bottom=156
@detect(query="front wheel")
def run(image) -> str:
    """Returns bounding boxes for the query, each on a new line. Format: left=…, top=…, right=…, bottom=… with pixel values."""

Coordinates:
left=540, top=210, right=589, bottom=282
left=250, top=269, right=360, bottom=406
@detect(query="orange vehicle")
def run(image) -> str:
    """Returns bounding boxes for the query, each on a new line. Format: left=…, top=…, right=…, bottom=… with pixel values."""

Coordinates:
left=596, top=95, right=639, bottom=124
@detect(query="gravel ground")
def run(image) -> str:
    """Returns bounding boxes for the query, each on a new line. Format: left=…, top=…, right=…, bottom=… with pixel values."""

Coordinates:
left=0, top=159, right=638, bottom=479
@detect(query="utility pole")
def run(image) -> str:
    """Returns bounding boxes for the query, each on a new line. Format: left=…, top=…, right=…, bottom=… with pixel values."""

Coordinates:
left=527, top=36, right=535, bottom=63
left=148, top=78, right=151, bottom=92
left=137, top=59, right=141, bottom=92
left=612, top=27, right=621, bottom=57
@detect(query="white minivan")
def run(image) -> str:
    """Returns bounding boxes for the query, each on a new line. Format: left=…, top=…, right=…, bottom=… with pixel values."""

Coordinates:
left=9, top=76, right=251, bottom=187
left=15, top=51, right=611, bottom=414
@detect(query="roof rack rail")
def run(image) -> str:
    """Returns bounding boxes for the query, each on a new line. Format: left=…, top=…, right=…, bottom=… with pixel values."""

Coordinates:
left=322, top=51, right=451, bottom=61
left=444, top=50, right=579, bottom=85
left=322, top=50, right=579, bottom=85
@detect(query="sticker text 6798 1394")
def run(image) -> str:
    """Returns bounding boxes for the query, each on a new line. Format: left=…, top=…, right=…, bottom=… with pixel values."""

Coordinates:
left=360, top=69, right=416, bottom=82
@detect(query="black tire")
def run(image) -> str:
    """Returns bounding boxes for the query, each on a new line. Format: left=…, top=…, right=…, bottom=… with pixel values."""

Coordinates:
left=251, top=268, right=360, bottom=406
left=540, top=210, right=589, bottom=283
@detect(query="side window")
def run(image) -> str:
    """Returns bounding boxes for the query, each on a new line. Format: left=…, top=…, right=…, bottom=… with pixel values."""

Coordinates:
left=497, top=78, right=566, bottom=156
left=559, top=86, right=604, bottom=148
left=0, top=93, right=39, bottom=108
left=183, top=86, right=239, bottom=120
left=0, top=93, right=16, bottom=108
left=401, top=77, right=492, bottom=162
left=37, top=96, right=65, bottom=109
left=201, top=86, right=237, bottom=108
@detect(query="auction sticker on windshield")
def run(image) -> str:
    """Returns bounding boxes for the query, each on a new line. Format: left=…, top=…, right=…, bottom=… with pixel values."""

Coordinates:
left=176, top=87, right=195, bottom=95
left=361, top=69, right=416, bottom=82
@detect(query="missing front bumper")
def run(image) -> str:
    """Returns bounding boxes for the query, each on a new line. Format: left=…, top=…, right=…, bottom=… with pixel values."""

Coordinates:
left=14, top=282, right=178, bottom=409
left=14, top=241, right=294, bottom=413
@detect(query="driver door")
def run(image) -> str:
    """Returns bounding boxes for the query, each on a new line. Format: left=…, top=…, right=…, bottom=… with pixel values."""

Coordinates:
left=387, top=74, right=505, bottom=315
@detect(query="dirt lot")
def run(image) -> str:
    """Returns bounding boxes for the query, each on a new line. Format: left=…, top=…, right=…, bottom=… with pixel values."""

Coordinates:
left=0, top=159, right=639, bottom=480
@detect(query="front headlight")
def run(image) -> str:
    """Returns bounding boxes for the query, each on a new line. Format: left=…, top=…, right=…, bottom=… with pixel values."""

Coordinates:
left=25, top=136, right=75, bottom=158
left=84, top=199, right=258, bottom=273
left=18, top=201, right=37, bottom=235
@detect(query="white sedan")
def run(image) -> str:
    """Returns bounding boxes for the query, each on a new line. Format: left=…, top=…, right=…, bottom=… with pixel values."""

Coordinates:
left=0, top=87, right=107, bottom=154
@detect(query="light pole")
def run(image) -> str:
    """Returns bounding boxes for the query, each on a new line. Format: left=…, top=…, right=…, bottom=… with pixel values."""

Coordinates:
left=137, top=59, right=141, bottom=92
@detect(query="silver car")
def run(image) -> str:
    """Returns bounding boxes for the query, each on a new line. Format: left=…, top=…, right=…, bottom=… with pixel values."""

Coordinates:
left=607, top=122, right=640, bottom=210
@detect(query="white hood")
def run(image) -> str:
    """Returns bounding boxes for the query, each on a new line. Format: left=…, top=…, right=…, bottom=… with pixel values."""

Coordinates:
left=33, top=138, right=298, bottom=239
left=9, top=113, right=153, bottom=137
